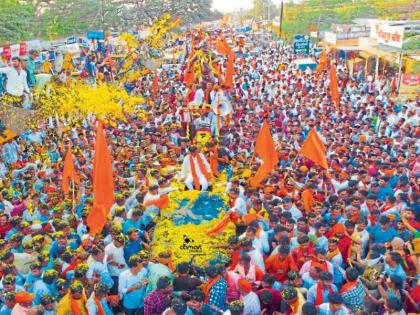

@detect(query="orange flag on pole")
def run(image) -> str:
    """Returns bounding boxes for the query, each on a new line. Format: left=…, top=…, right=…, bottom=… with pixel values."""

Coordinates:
left=317, top=49, right=328, bottom=72
left=249, top=121, right=279, bottom=188
left=62, top=145, right=80, bottom=194
left=224, top=51, right=235, bottom=89
left=87, top=121, right=115, bottom=235
left=330, top=64, right=340, bottom=109
left=298, top=128, right=328, bottom=169
left=152, top=72, right=158, bottom=94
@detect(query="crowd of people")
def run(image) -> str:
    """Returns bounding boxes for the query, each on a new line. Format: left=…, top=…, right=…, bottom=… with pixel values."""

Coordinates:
left=0, top=22, right=419, bottom=315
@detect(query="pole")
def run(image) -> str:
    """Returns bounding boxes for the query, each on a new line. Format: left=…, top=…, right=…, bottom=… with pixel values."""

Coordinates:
left=279, top=0, right=284, bottom=38
left=71, top=180, right=75, bottom=214
left=100, top=0, right=105, bottom=28
left=397, top=50, right=404, bottom=91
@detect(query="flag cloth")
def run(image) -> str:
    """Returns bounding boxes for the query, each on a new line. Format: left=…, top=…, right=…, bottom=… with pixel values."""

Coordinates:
left=390, top=76, right=396, bottom=93
left=62, top=145, right=80, bottom=194
left=87, top=121, right=115, bottom=235
left=299, top=128, right=328, bottom=169
left=317, top=49, right=327, bottom=72
left=301, top=189, right=314, bottom=213
left=152, top=72, right=158, bottom=94
left=249, top=121, right=279, bottom=188
left=216, top=37, right=231, bottom=56
left=224, top=51, right=235, bottom=89
left=330, top=64, right=340, bottom=109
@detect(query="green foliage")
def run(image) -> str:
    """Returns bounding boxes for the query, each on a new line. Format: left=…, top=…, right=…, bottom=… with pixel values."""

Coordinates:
left=0, top=0, right=221, bottom=44
left=0, top=0, right=35, bottom=44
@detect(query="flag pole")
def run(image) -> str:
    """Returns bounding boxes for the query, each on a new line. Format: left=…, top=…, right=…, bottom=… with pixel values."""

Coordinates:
left=71, top=179, right=75, bottom=214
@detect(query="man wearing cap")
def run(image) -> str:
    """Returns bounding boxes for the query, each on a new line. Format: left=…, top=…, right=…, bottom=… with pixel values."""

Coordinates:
left=119, top=254, right=149, bottom=315
left=181, top=146, right=211, bottom=191
left=86, top=283, right=114, bottom=315
left=237, top=279, right=260, bottom=315
left=105, top=233, right=128, bottom=294
left=280, top=287, right=306, bottom=315
left=56, top=280, right=87, bottom=315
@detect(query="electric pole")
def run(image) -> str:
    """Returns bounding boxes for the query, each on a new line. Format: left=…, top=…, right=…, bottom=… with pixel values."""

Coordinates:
left=279, top=0, right=283, bottom=38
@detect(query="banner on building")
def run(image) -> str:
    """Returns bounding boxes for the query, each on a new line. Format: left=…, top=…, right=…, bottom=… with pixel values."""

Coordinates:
left=293, top=34, right=310, bottom=55
left=399, top=74, right=420, bottom=100
left=370, top=21, right=404, bottom=49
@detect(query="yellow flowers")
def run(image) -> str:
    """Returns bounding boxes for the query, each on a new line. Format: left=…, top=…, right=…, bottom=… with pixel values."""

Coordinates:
left=36, top=81, right=146, bottom=120
left=152, top=177, right=234, bottom=267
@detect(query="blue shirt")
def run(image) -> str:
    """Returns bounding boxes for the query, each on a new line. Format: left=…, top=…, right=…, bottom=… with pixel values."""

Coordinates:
left=307, top=283, right=338, bottom=304
left=377, top=185, right=395, bottom=201
left=122, top=218, right=144, bottom=234
left=383, top=263, right=407, bottom=283
left=33, top=280, right=57, bottom=305
left=124, top=240, right=143, bottom=263
left=118, top=268, right=148, bottom=309
left=370, top=225, right=398, bottom=252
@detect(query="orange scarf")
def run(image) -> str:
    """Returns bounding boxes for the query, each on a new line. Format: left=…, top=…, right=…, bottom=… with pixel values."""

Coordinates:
left=70, top=294, right=87, bottom=315
left=340, top=281, right=358, bottom=294
left=327, top=248, right=340, bottom=261
left=315, top=283, right=333, bottom=306
left=203, top=275, right=222, bottom=303
left=288, top=298, right=300, bottom=314
left=209, top=147, right=219, bottom=176
left=94, top=296, right=105, bottom=315
left=311, top=259, right=329, bottom=272
left=189, top=153, right=211, bottom=190
left=144, top=194, right=169, bottom=209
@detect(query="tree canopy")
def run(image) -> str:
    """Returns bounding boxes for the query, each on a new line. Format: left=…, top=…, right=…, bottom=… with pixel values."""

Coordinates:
left=0, top=0, right=222, bottom=44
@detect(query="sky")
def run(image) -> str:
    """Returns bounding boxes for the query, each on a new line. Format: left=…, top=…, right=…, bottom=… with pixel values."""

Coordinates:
left=212, top=0, right=254, bottom=13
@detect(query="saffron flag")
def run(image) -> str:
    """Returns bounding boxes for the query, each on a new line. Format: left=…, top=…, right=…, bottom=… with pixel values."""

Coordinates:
left=62, top=145, right=80, bottom=194
left=87, top=121, right=115, bottom=235
left=152, top=72, right=158, bottom=94
left=317, top=49, right=327, bottom=72
left=224, top=51, right=235, bottom=89
left=301, top=189, right=314, bottom=213
left=299, top=128, right=328, bottom=169
left=249, top=121, right=279, bottom=188
left=330, top=64, right=340, bottom=109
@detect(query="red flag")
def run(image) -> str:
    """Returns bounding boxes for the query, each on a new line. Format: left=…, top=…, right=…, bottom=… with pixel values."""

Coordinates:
left=62, top=145, right=80, bottom=194
left=249, top=121, right=279, bottom=188
left=330, top=64, right=340, bottom=109
left=87, top=121, right=115, bottom=235
left=152, top=72, right=158, bottom=94
left=299, top=128, right=328, bottom=169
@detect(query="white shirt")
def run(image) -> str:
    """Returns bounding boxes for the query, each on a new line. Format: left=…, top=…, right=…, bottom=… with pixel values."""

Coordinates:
left=181, top=153, right=210, bottom=178
left=230, top=197, right=247, bottom=216
left=243, top=292, right=261, bottom=315
left=0, top=67, right=30, bottom=96
left=193, top=88, right=205, bottom=105
left=105, top=242, right=128, bottom=277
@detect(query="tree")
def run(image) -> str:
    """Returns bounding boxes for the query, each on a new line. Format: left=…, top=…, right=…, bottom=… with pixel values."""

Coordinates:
left=0, top=0, right=35, bottom=44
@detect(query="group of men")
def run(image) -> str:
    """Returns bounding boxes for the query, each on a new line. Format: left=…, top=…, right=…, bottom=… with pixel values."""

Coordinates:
left=0, top=23, right=418, bottom=315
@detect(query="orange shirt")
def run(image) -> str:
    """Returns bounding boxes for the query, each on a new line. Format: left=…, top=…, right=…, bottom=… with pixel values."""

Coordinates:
left=265, top=254, right=297, bottom=282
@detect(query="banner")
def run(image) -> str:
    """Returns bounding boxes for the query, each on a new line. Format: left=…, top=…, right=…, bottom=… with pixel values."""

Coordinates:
left=86, top=31, right=105, bottom=40
left=19, top=43, right=27, bottom=56
left=293, top=34, right=310, bottom=55
left=398, top=74, right=420, bottom=100
left=370, top=21, right=404, bottom=49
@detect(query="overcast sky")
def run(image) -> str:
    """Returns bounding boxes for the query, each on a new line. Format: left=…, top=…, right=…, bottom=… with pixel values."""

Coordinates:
left=212, top=0, right=254, bottom=13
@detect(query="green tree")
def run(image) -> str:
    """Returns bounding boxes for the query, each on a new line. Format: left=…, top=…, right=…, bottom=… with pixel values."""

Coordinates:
left=0, top=0, right=35, bottom=44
